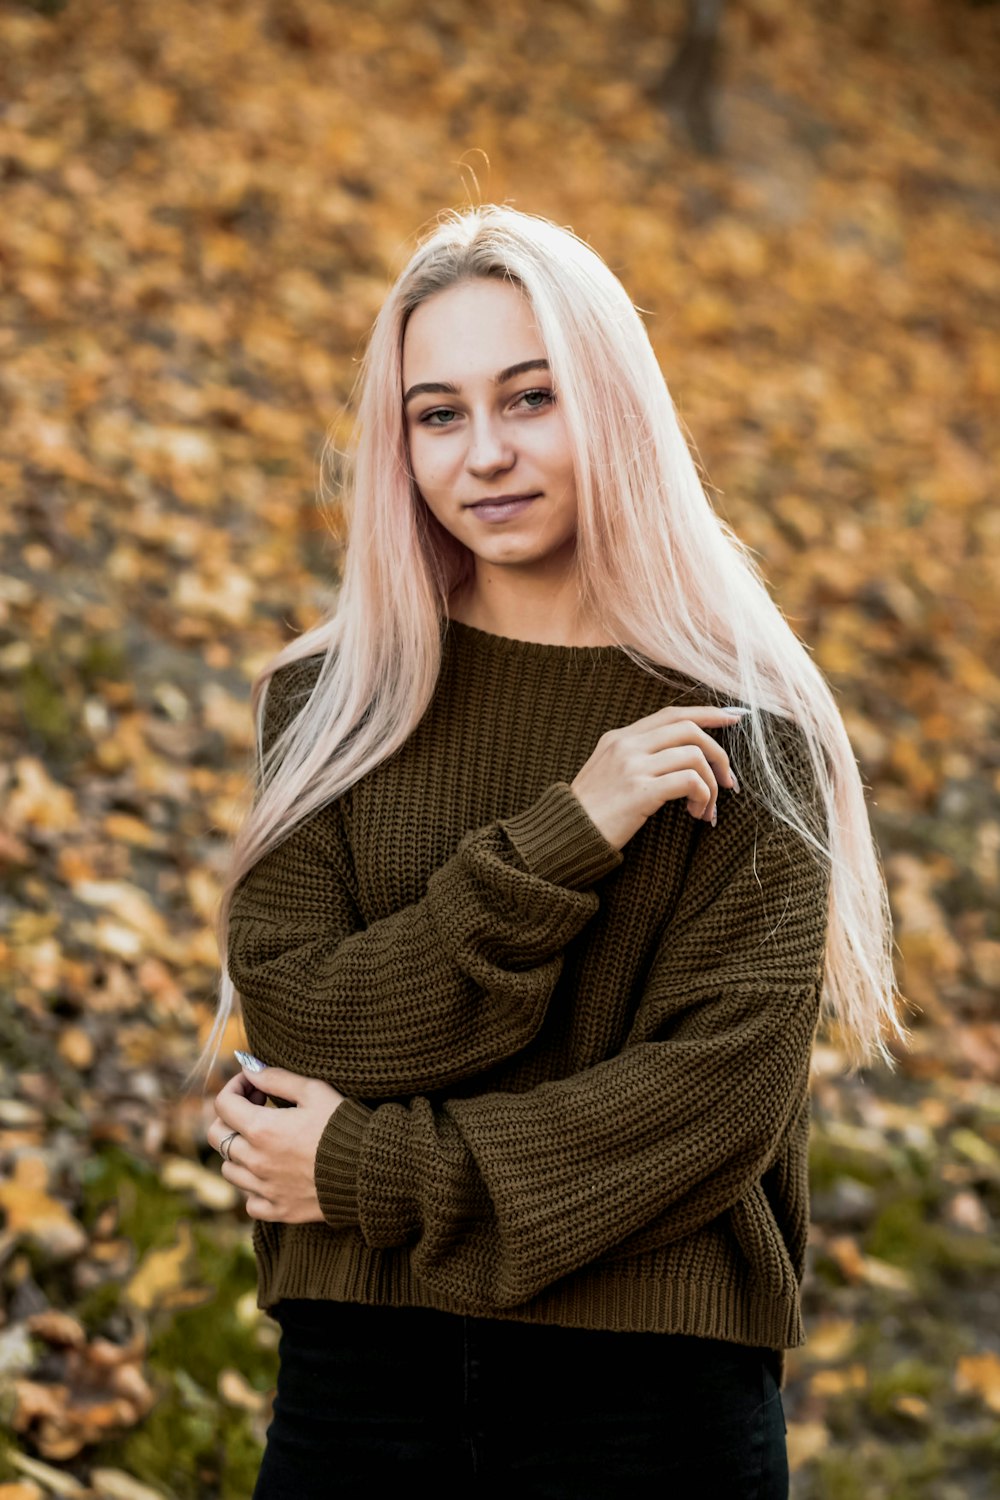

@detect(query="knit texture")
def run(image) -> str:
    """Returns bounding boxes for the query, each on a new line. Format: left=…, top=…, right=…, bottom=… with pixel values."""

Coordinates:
left=227, top=620, right=830, bottom=1372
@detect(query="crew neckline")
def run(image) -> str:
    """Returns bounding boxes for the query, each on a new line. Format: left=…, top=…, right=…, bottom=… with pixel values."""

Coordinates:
left=445, top=616, right=627, bottom=659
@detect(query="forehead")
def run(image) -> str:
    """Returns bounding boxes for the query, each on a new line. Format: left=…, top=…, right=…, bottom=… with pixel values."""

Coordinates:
left=401, top=278, right=545, bottom=379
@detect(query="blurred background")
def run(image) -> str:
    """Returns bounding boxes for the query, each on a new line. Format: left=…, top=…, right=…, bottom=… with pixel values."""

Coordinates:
left=1, top=0, right=998, bottom=1495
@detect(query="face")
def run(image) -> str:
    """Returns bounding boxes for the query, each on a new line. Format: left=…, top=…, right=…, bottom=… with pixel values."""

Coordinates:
left=402, top=277, right=579, bottom=582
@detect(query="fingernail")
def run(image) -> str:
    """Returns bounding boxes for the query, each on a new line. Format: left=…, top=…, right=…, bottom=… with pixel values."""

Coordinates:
left=710, top=805, right=717, bottom=827
left=731, top=772, right=740, bottom=794
left=234, top=1049, right=265, bottom=1073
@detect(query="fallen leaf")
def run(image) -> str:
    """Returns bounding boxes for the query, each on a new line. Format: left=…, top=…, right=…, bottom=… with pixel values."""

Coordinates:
left=5, top=760, right=80, bottom=834
left=803, top=1318, right=857, bottom=1363
left=25, top=1311, right=86, bottom=1349
left=8, top=1451, right=88, bottom=1496
left=124, top=1222, right=194, bottom=1311
left=218, top=1367, right=266, bottom=1413
left=161, top=1156, right=237, bottom=1211
left=0, top=1157, right=87, bottom=1259
left=810, top=1363, right=868, bottom=1396
left=786, top=1420, right=830, bottom=1472
left=88, top=1470, right=169, bottom=1500
left=893, top=1394, right=931, bottom=1422
left=955, top=1352, right=1000, bottom=1414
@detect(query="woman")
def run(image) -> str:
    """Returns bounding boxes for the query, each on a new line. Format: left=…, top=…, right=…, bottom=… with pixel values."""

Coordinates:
left=196, top=205, right=904, bottom=1496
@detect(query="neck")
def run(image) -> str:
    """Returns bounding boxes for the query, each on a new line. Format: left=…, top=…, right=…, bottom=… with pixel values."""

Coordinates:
left=448, top=580, right=615, bottom=649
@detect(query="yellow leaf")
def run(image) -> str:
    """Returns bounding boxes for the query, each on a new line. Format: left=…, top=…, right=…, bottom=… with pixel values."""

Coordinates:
left=804, top=1318, right=857, bottom=1363
left=161, top=1156, right=237, bottom=1211
left=218, top=1368, right=266, bottom=1413
left=893, top=1394, right=930, bottom=1422
left=6, top=759, right=79, bottom=834
left=8, top=1450, right=88, bottom=1496
left=0, top=1156, right=87, bottom=1259
left=809, top=1363, right=868, bottom=1396
left=89, top=1470, right=170, bottom=1500
left=955, top=1352, right=1000, bottom=1414
left=125, top=1222, right=194, bottom=1312
left=786, top=1420, right=829, bottom=1472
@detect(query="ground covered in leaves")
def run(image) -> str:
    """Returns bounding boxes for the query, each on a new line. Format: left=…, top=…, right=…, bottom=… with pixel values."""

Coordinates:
left=1, top=0, right=998, bottom=1495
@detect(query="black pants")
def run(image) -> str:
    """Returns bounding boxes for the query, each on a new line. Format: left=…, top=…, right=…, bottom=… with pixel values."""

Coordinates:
left=252, top=1298, right=789, bottom=1498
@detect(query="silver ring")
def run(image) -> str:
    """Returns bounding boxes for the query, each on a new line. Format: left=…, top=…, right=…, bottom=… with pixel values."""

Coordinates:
left=220, top=1130, right=239, bottom=1162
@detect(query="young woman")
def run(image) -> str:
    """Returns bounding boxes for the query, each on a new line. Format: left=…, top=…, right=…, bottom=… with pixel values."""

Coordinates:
left=197, top=205, right=904, bottom=1497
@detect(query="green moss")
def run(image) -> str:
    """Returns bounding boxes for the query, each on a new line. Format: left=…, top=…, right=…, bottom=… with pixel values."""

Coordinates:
left=100, top=1364, right=223, bottom=1499
left=150, top=1231, right=272, bottom=1393
left=18, top=657, right=76, bottom=748
left=78, top=633, right=129, bottom=685
left=77, top=1276, right=125, bottom=1334
left=809, top=1441, right=948, bottom=1500
left=866, top=1359, right=942, bottom=1419
left=0, top=1421, right=19, bottom=1481
left=865, top=1195, right=1000, bottom=1286
left=75, top=1165, right=275, bottom=1499
left=102, top=1234, right=275, bottom=1499
left=809, top=1130, right=901, bottom=1193
left=81, top=1146, right=188, bottom=1258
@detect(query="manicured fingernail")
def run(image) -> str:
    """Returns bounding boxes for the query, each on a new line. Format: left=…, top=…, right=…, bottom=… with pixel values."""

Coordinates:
left=710, top=805, right=717, bottom=827
left=234, top=1049, right=265, bottom=1073
left=731, top=772, right=740, bottom=794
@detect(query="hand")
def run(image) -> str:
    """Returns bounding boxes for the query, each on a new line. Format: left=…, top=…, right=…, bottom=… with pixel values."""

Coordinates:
left=570, top=705, right=743, bottom=851
left=207, top=1066, right=345, bottom=1223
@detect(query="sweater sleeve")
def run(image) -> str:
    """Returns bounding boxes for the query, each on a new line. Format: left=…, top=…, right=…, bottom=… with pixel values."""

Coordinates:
left=312, top=722, right=831, bottom=1311
left=227, top=658, right=624, bottom=1097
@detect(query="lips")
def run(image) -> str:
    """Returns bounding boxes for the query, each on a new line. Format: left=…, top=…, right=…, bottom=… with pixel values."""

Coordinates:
left=467, top=492, right=541, bottom=507
left=464, top=492, right=542, bottom=524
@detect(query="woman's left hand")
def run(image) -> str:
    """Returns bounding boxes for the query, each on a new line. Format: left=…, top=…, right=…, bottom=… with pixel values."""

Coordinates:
left=208, top=1066, right=345, bottom=1223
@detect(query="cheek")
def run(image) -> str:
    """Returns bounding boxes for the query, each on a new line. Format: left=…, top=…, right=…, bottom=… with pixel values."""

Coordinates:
left=532, top=421, right=576, bottom=486
left=408, top=432, right=453, bottom=492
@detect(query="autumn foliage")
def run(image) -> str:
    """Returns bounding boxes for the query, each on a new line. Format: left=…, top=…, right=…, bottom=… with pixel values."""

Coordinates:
left=0, top=0, right=998, bottom=1495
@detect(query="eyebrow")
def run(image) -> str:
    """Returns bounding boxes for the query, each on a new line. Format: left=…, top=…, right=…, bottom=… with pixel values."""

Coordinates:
left=402, top=358, right=551, bottom=407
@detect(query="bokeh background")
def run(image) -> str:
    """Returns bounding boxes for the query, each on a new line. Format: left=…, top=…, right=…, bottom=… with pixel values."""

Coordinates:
left=1, top=0, right=998, bottom=1495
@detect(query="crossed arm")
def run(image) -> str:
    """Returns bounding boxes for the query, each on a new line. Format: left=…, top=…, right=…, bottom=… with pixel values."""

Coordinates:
left=213, top=698, right=829, bottom=1311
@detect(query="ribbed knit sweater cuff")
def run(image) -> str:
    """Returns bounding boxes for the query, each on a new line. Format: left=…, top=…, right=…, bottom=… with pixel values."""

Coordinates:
left=314, top=1097, right=373, bottom=1230
left=498, top=782, right=624, bottom=889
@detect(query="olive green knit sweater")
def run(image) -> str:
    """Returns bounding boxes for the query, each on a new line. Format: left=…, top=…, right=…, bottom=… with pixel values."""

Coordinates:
left=227, top=619, right=829, bottom=1362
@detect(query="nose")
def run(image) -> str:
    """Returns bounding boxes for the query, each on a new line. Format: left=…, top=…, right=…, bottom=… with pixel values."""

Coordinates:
left=465, top=410, right=515, bottom=477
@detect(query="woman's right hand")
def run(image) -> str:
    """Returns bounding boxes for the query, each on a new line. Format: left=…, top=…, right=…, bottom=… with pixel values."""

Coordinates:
left=570, top=705, right=744, bottom=852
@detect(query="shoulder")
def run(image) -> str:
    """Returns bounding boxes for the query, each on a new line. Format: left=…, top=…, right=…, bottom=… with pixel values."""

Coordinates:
left=755, top=709, right=825, bottom=816
left=260, top=651, right=326, bottom=755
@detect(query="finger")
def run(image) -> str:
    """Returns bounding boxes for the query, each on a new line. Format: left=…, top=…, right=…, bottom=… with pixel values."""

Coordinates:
left=214, top=1128, right=253, bottom=1168
left=624, top=703, right=747, bottom=737
left=652, top=746, right=719, bottom=819
left=207, top=1117, right=246, bottom=1152
left=245, top=1194, right=276, bottom=1221
left=638, top=720, right=736, bottom=792
left=660, top=766, right=717, bottom=820
left=233, top=1086, right=265, bottom=1110
left=221, top=1157, right=264, bottom=1195
left=215, top=1071, right=273, bottom=1119
left=249, top=1065, right=311, bottom=1104
left=215, top=1088, right=273, bottom=1136
left=215, top=1070, right=257, bottom=1108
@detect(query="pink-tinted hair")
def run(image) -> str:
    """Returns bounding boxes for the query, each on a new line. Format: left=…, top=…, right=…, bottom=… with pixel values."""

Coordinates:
left=189, top=203, right=904, bottom=1088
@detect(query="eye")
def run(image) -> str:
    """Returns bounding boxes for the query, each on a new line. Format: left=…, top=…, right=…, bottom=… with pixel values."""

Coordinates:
left=415, top=388, right=555, bottom=428
left=516, top=388, right=555, bottom=410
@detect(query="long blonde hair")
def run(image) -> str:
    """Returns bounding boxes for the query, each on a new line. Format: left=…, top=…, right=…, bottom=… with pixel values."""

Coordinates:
left=190, top=203, right=905, bottom=1088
